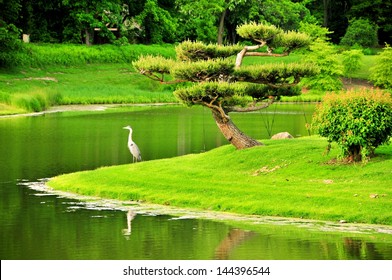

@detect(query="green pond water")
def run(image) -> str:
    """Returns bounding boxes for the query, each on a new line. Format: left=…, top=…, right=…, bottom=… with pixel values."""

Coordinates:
left=1, top=104, right=391, bottom=260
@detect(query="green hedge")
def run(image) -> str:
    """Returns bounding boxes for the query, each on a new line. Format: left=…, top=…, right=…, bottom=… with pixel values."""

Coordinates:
left=10, top=43, right=176, bottom=68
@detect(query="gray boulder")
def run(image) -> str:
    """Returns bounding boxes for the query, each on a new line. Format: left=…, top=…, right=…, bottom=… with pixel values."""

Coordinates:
left=271, top=132, right=294, bottom=140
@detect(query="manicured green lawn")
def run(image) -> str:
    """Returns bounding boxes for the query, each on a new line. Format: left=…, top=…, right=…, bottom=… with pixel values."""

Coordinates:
left=48, top=137, right=392, bottom=225
left=0, top=64, right=177, bottom=115
left=0, top=50, right=379, bottom=115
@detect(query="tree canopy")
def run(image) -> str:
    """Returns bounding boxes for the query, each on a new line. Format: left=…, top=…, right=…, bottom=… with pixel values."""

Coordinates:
left=133, top=22, right=318, bottom=149
left=1, top=0, right=390, bottom=45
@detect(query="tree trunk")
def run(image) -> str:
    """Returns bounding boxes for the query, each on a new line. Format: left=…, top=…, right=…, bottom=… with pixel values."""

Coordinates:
left=323, top=0, right=330, bottom=27
left=211, top=109, right=262, bottom=149
left=85, top=28, right=92, bottom=46
left=217, top=9, right=227, bottom=45
left=347, top=145, right=362, bottom=162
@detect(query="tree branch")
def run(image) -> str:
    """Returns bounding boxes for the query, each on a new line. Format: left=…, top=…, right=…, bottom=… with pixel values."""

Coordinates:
left=244, top=52, right=289, bottom=57
left=227, top=97, right=275, bottom=113
left=139, top=70, right=164, bottom=82
left=235, top=43, right=266, bottom=69
left=198, top=95, right=230, bottom=122
left=139, top=70, right=187, bottom=84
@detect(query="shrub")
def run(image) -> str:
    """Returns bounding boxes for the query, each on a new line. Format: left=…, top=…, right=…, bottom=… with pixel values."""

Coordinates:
left=0, top=21, right=24, bottom=67
left=370, top=44, right=392, bottom=89
left=340, top=19, right=378, bottom=48
left=312, top=89, right=392, bottom=162
left=341, top=49, right=363, bottom=82
left=300, top=39, right=343, bottom=91
left=175, top=41, right=243, bottom=61
left=298, top=22, right=332, bottom=42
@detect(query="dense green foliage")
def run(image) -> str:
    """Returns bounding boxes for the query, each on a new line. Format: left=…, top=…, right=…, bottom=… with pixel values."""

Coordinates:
left=341, top=49, right=364, bottom=81
left=312, top=89, right=392, bottom=162
left=1, top=0, right=391, bottom=48
left=300, top=39, right=343, bottom=91
left=235, top=63, right=318, bottom=86
left=237, top=22, right=311, bottom=53
left=0, top=21, right=23, bottom=67
left=132, top=55, right=175, bottom=78
left=370, top=44, right=392, bottom=89
left=347, top=0, right=392, bottom=45
left=298, top=22, right=332, bottom=41
left=340, top=19, right=379, bottom=48
left=135, top=0, right=177, bottom=44
left=172, top=59, right=235, bottom=82
left=175, top=41, right=243, bottom=61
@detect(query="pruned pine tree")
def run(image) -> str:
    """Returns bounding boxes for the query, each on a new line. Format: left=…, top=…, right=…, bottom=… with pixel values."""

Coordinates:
left=133, top=22, right=318, bottom=149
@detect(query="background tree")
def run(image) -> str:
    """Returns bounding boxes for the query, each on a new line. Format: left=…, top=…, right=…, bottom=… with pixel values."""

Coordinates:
left=133, top=22, right=317, bottom=149
left=0, top=0, right=21, bottom=23
left=175, top=0, right=227, bottom=43
left=340, top=18, right=378, bottom=48
left=176, top=0, right=314, bottom=44
left=0, top=21, right=23, bottom=67
left=16, top=0, right=66, bottom=43
left=135, top=0, right=177, bottom=44
left=348, top=0, right=392, bottom=45
left=370, top=44, right=392, bottom=89
left=304, top=0, right=352, bottom=43
left=341, top=49, right=363, bottom=83
left=2, top=0, right=391, bottom=45
left=62, top=0, right=123, bottom=45
left=300, top=39, right=343, bottom=91
left=0, top=0, right=23, bottom=67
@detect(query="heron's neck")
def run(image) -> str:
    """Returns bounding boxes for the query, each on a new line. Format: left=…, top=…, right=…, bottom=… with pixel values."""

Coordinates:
left=128, top=132, right=133, bottom=142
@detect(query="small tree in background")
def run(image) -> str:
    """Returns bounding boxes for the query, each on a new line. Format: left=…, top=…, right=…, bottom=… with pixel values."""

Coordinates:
left=299, top=39, right=343, bottom=92
left=340, top=18, right=378, bottom=48
left=298, top=22, right=332, bottom=42
left=312, top=89, right=392, bottom=162
left=341, top=49, right=363, bottom=83
left=134, top=22, right=318, bottom=149
left=0, top=20, right=23, bottom=67
left=370, top=44, right=392, bottom=89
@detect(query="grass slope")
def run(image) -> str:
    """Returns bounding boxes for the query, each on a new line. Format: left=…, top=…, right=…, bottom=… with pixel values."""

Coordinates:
left=0, top=64, right=177, bottom=115
left=48, top=137, right=392, bottom=225
left=0, top=44, right=380, bottom=115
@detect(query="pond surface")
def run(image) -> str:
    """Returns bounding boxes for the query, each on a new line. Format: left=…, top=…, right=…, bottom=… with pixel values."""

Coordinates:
left=1, top=104, right=392, bottom=260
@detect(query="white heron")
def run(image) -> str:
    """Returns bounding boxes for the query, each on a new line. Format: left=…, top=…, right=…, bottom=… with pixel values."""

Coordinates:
left=123, top=125, right=142, bottom=163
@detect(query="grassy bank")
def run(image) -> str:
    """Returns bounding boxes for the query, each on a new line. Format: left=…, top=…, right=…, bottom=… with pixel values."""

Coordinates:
left=0, top=43, right=380, bottom=115
left=0, top=63, right=178, bottom=115
left=0, top=44, right=177, bottom=115
left=13, top=43, right=176, bottom=67
left=48, top=137, right=392, bottom=226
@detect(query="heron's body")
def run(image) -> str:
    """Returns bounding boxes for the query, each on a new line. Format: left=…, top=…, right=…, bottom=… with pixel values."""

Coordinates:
left=123, top=126, right=142, bottom=162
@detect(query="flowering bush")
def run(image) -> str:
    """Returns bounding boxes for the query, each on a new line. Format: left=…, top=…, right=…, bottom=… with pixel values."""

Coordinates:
left=312, top=89, right=392, bottom=162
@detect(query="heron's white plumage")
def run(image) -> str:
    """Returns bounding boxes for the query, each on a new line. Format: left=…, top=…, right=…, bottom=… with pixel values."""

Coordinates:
left=123, top=125, right=142, bottom=162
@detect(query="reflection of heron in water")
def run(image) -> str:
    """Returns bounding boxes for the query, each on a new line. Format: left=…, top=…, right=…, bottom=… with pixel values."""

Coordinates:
left=122, top=210, right=136, bottom=237
left=214, top=229, right=256, bottom=260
